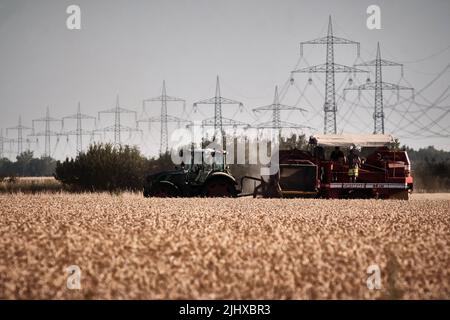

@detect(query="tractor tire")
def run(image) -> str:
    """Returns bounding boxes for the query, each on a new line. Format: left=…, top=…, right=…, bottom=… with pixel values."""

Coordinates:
left=150, top=182, right=179, bottom=198
left=203, top=177, right=237, bottom=198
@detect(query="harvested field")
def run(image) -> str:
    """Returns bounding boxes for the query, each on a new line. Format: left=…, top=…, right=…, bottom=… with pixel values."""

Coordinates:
left=0, top=193, right=449, bottom=299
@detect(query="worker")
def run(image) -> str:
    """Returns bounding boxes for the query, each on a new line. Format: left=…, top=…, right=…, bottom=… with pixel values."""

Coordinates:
left=329, top=146, right=344, bottom=182
left=314, top=146, right=325, bottom=161
left=347, top=146, right=361, bottom=182
left=330, top=146, right=345, bottom=164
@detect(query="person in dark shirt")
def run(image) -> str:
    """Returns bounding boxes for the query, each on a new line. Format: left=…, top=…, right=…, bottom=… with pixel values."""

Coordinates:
left=314, top=146, right=325, bottom=161
left=330, top=146, right=345, bottom=182
left=330, top=146, right=345, bottom=162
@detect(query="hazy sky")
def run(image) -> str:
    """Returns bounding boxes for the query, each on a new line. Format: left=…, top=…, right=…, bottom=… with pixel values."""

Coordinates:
left=0, top=0, right=449, bottom=158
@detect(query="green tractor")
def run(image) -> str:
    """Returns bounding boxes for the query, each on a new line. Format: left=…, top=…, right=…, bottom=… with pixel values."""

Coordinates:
left=143, top=148, right=238, bottom=197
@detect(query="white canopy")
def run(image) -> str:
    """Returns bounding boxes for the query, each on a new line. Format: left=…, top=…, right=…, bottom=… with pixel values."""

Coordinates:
left=310, top=134, right=395, bottom=147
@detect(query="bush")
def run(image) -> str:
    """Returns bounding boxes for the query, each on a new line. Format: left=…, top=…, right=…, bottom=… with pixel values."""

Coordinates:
left=55, top=143, right=151, bottom=192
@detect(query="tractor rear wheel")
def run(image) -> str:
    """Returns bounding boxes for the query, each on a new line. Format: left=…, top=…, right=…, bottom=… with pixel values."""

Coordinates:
left=203, top=177, right=237, bottom=197
left=150, top=182, right=179, bottom=198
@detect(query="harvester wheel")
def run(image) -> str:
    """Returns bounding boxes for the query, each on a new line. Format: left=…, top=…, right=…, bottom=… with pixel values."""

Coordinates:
left=150, top=182, right=179, bottom=198
left=203, top=177, right=237, bottom=197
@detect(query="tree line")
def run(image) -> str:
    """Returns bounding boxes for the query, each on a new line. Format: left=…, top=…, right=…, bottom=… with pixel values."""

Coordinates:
left=0, top=138, right=449, bottom=192
left=0, top=151, right=56, bottom=178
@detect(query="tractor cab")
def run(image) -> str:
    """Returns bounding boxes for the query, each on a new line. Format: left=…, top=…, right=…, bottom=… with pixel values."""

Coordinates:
left=143, top=147, right=238, bottom=198
left=185, top=148, right=227, bottom=185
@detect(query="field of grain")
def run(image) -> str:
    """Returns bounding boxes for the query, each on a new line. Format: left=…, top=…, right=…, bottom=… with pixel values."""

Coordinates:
left=0, top=193, right=449, bottom=299
left=0, top=177, right=63, bottom=194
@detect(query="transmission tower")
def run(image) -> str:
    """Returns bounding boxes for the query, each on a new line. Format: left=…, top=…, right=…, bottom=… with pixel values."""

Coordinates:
left=291, top=16, right=367, bottom=134
left=193, top=76, right=244, bottom=144
left=253, top=86, right=309, bottom=130
left=30, top=107, right=63, bottom=157
left=0, top=129, right=13, bottom=158
left=6, top=116, right=33, bottom=156
left=98, top=95, right=140, bottom=146
left=344, top=42, right=414, bottom=134
left=62, top=102, right=97, bottom=153
left=137, top=81, right=187, bottom=155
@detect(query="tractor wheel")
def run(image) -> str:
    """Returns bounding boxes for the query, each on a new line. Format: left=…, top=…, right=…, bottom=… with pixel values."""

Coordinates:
left=150, top=182, right=179, bottom=198
left=203, top=178, right=237, bottom=197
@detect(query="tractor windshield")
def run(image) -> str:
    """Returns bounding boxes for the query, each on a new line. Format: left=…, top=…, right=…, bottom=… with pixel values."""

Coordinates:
left=203, top=148, right=225, bottom=171
left=186, top=148, right=226, bottom=172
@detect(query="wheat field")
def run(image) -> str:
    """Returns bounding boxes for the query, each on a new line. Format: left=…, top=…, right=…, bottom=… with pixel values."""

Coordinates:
left=0, top=193, right=449, bottom=299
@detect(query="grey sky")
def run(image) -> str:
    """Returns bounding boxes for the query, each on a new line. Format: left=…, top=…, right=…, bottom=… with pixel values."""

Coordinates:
left=0, top=0, right=449, bottom=158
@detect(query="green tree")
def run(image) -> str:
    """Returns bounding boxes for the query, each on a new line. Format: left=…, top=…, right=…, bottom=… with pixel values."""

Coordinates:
left=55, top=143, right=152, bottom=192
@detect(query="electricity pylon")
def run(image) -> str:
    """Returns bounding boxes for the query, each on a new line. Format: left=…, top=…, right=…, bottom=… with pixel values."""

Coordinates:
left=98, top=95, right=140, bottom=145
left=30, top=107, right=63, bottom=157
left=193, top=76, right=244, bottom=146
left=291, top=16, right=367, bottom=134
left=138, top=81, right=187, bottom=155
left=0, top=129, right=13, bottom=158
left=6, top=116, right=32, bottom=156
left=253, top=86, right=309, bottom=130
left=62, top=102, right=97, bottom=153
left=344, top=42, right=414, bottom=134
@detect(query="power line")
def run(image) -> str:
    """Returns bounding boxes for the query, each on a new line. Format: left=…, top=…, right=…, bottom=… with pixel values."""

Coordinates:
left=0, top=129, right=13, bottom=159
left=193, top=76, right=244, bottom=146
left=6, top=116, right=33, bottom=156
left=62, top=102, right=98, bottom=154
left=30, top=107, right=63, bottom=157
left=138, top=81, right=187, bottom=155
left=344, top=42, right=414, bottom=134
left=98, top=95, right=140, bottom=146
left=253, top=85, right=310, bottom=130
left=290, top=16, right=367, bottom=134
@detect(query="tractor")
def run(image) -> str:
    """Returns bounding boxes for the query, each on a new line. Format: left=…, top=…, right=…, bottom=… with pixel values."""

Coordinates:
left=143, top=148, right=238, bottom=197
left=144, top=134, right=413, bottom=200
